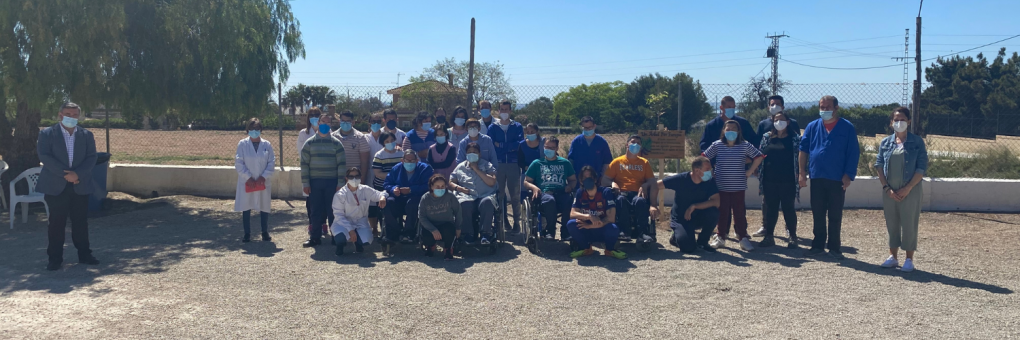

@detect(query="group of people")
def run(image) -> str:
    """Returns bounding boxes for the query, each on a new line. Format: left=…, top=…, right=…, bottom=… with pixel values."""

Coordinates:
left=34, top=94, right=928, bottom=272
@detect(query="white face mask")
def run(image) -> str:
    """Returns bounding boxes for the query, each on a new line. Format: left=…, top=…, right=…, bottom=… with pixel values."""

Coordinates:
left=774, top=120, right=788, bottom=131
left=468, top=128, right=479, bottom=137
left=769, top=105, right=783, bottom=114
left=499, top=113, right=509, bottom=120
left=893, top=121, right=909, bottom=133
left=347, top=178, right=361, bottom=188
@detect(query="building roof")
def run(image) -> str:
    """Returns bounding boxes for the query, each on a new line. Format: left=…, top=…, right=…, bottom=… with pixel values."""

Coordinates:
left=386, top=80, right=465, bottom=95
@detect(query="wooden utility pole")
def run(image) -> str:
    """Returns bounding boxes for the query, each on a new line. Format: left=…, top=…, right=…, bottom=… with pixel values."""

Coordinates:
left=278, top=82, right=284, bottom=169
left=467, top=18, right=476, bottom=111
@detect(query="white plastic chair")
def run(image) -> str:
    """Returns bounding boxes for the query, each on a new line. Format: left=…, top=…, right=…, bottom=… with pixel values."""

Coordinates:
left=10, top=167, right=49, bottom=229
left=0, top=160, right=8, bottom=210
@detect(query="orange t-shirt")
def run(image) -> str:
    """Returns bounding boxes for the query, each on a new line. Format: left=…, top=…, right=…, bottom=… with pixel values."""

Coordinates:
left=605, top=155, right=654, bottom=192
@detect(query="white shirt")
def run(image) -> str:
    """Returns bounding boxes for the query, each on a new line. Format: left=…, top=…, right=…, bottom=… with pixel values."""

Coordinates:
left=60, top=126, right=77, bottom=165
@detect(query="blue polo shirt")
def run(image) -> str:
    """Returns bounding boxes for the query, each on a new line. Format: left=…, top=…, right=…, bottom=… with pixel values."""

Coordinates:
left=799, top=118, right=860, bottom=182
left=568, top=134, right=613, bottom=178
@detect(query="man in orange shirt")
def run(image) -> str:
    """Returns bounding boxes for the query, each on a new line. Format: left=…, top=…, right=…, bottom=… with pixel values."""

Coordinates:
left=602, top=135, right=659, bottom=243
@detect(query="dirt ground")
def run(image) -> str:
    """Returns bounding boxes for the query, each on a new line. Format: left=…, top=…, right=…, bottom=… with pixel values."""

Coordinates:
left=0, top=193, right=1017, bottom=339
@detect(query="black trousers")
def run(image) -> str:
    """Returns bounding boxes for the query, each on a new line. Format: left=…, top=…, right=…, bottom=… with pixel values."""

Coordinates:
left=672, top=207, right=719, bottom=253
left=763, top=181, right=797, bottom=238
left=46, top=183, right=92, bottom=264
left=421, top=221, right=456, bottom=250
left=810, top=178, right=845, bottom=251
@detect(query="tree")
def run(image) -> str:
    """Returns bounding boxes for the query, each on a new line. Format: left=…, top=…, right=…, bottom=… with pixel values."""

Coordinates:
left=408, top=58, right=515, bottom=104
left=623, top=73, right=713, bottom=132
left=552, top=82, right=633, bottom=132
left=921, top=48, right=1020, bottom=137
left=516, top=97, right=554, bottom=126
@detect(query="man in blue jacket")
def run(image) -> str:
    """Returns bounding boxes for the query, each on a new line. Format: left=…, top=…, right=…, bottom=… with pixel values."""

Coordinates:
left=37, top=102, right=101, bottom=271
left=568, top=116, right=613, bottom=180
left=699, top=96, right=759, bottom=152
left=383, top=150, right=435, bottom=244
left=799, top=95, right=860, bottom=260
left=486, top=99, right=525, bottom=232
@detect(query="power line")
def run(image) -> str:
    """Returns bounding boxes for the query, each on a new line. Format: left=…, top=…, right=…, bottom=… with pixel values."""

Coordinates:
left=781, top=34, right=1020, bottom=70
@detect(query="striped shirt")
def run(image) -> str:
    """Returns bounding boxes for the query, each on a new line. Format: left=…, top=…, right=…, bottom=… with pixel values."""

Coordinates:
left=333, top=129, right=371, bottom=173
left=372, top=148, right=404, bottom=190
left=703, top=140, right=763, bottom=192
left=300, top=133, right=346, bottom=187
left=61, top=126, right=77, bottom=165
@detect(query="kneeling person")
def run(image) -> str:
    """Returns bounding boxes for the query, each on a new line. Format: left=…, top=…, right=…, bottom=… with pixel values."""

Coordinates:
left=655, top=156, right=721, bottom=253
left=566, top=166, right=627, bottom=259
left=332, top=168, right=387, bottom=255
left=419, top=175, right=462, bottom=260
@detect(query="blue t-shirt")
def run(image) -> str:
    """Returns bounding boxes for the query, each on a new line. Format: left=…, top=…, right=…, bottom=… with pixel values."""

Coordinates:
left=572, top=187, right=616, bottom=221
left=661, top=172, right=718, bottom=224
left=568, top=134, right=613, bottom=178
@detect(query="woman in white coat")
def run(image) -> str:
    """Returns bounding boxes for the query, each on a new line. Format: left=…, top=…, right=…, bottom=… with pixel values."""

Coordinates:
left=332, top=167, right=387, bottom=256
left=235, top=118, right=276, bottom=242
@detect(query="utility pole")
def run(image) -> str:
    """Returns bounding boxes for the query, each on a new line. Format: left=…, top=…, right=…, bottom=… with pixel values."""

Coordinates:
left=395, top=72, right=403, bottom=87
left=278, top=82, right=284, bottom=169
left=914, top=0, right=923, bottom=135
left=467, top=18, right=476, bottom=111
left=766, top=33, right=788, bottom=95
left=892, top=29, right=910, bottom=106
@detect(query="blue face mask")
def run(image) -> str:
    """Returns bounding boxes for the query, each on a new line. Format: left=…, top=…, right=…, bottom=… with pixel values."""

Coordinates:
left=628, top=143, right=641, bottom=154
left=819, top=110, right=834, bottom=120
left=433, top=188, right=446, bottom=197
left=454, top=117, right=466, bottom=126
left=544, top=148, right=556, bottom=159
left=309, top=117, right=319, bottom=128
left=339, top=122, right=352, bottom=132
left=403, top=162, right=416, bottom=172
left=436, top=136, right=447, bottom=144
left=480, top=109, right=491, bottom=118
left=422, top=122, right=431, bottom=130
left=385, top=142, right=396, bottom=151
left=466, top=153, right=480, bottom=163
left=582, top=129, right=595, bottom=137
left=582, top=178, right=595, bottom=190
left=724, top=108, right=736, bottom=119
left=724, top=131, right=738, bottom=142
left=701, top=170, right=713, bottom=182
left=318, top=124, right=330, bottom=134
left=371, top=123, right=381, bottom=132
left=248, top=130, right=261, bottom=139
left=526, top=134, right=537, bottom=142
left=61, top=116, right=79, bottom=129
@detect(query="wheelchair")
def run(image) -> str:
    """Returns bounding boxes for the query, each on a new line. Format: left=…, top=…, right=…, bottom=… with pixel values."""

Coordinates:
left=519, top=191, right=542, bottom=255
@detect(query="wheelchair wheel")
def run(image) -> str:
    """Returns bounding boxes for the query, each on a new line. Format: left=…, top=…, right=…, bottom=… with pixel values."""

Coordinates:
left=635, top=218, right=658, bottom=252
left=520, top=196, right=533, bottom=244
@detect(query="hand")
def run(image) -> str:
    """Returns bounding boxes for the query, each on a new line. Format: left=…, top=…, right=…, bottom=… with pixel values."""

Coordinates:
left=842, top=175, right=852, bottom=191
left=895, top=186, right=912, bottom=201
left=531, top=189, right=541, bottom=201
left=378, top=198, right=387, bottom=208
left=348, top=231, right=357, bottom=243
left=745, top=169, right=755, bottom=178
left=798, top=174, right=808, bottom=188
left=372, top=227, right=380, bottom=238
left=611, top=187, right=620, bottom=196
left=400, top=187, right=411, bottom=194
left=685, top=206, right=696, bottom=221
left=63, top=170, right=78, bottom=183
left=432, top=230, right=442, bottom=241
left=303, top=187, right=311, bottom=195
left=247, top=178, right=256, bottom=186
left=650, top=206, right=660, bottom=220
left=637, top=187, right=646, bottom=199
left=589, top=218, right=604, bottom=229
left=392, top=188, right=401, bottom=197
left=752, top=169, right=760, bottom=176
left=256, top=176, right=266, bottom=185
left=887, top=188, right=902, bottom=201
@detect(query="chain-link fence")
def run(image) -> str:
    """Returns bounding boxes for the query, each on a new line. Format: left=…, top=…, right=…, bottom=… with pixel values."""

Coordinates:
left=90, top=83, right=1020, bottom=179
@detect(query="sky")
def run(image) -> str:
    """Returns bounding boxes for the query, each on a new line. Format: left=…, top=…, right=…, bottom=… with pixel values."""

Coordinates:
left=282, top=0, right=1020, bottom=88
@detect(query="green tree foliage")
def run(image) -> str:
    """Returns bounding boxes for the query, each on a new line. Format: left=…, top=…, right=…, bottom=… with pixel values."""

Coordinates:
left=921, top=48, right=1020, bottom=138
left=553, top=82, right=632, bottom=131
left=515, top=97, right=554, bottom=126
left=624, top=73, right=713, bottom=132
left=408, top=58, right=515, bottom=104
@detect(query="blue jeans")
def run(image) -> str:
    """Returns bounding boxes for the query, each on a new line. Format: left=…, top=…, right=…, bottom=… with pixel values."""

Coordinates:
left=566, top=219, right=620, bottom=251
left=536, top=191, right=572, bottom=238
left=242, top=210, right=269, bottom=235
left=671, top=207, right=719, bottom=253
left=460, top=197, right=495, bottom=241
left=309, top=178, right=337, bottom=239
left=384, top=194, right=423, bottom=241
left=616, top=192, right=650, bottom=238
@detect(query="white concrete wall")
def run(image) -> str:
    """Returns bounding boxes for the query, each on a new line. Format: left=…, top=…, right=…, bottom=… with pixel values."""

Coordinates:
left=105, top=165, right=1020, bottom=212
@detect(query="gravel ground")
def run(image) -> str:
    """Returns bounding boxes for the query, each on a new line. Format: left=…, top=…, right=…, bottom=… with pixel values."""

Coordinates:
left=1, top=194, right=1017, bottom=339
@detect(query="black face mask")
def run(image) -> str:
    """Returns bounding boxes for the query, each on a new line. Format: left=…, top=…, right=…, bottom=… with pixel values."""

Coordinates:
left=582, top=178, right=595, bottom=190
left=435, top=116, right=446, bottom=125
left=386, top=120, right=397, bottom=129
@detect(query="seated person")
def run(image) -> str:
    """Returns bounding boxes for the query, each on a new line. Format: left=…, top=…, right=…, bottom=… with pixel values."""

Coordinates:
left=448, top=142, right=499, bottom=245
left=419, top=174, right=462, bottom=260
left=522, top=136, right=576, bottom=241
left=652, top=156, right=721, bottom=253
left=331, top=167, right=387, bottom=256
left=602, top=135, right=658, bottom=242
left=566, top=166, right=627, bottom=260
left=383, top=149, right=434, bottom=244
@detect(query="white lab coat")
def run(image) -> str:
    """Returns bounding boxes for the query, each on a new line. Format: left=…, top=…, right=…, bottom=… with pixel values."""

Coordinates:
left=234, top=137, right=275, bottom=213
left=331, top=184, right=386, bottom=241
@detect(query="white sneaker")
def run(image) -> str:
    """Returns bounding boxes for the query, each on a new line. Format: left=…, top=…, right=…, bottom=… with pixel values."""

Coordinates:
left=880, top=255, right=898, bottom=268
left=752, top=227, right=766, bottom=237
left=709, top=234, right=726, bottom=249
left=900, top=258, right=915, bottom=272
left=739, top=237, right=755, bottom=251
left=640, top=234, right=654, bottom=242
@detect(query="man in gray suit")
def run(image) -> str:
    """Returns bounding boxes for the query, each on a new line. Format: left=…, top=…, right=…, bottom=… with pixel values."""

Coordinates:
left=37, top=102, right=99, bottom=271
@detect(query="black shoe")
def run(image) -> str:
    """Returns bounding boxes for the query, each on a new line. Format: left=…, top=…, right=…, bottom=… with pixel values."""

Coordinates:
left=302, top=239, right=320, bottom=248
left=700, top=244, right=717, bottom=253
left=805, top=248, right=826, bottom=257
left=444, top=247, right=454, bottom=260
left=425, top=245, right=435, bottom=257
left=79, top=256, right=100, bottom=265
left=400, top=236, right=414, bottom=245
left=262, top=233, right=272, bottom=242
left=242, top=234, right=251, bottom=243
left=829, top=250, right=845, bottom=260
left=335, top=243, right=345, bottom=256
left=758, top=236, right=776, bottom=248
left=355, top=241, right=365, bottom=253
left=787, top=240, right=799, bottom=250
left=669, top=237, right=679, bottom=248
left=46, top=262, right=61, bottom=271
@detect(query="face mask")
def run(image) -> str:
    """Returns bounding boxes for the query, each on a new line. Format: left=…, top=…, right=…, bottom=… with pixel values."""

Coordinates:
left=466, top=153, right=480, bottom=163
left=318, top=124, right=331, bottom=134
left=248, top=130, right=261, bottom=139
left=433, top=188, right=446, bottom=197
left=700, top=170, right=713, bottom=182
left=421, top=122, right=432, bottom=130
left=893, top=121, right=908, bottom=133
left=774, top=120, right=788, bottom=131
left=582, top=129, right=595, bottom=137
left=544, top=148, right=556, bottom=159
left=347, top=178, right=361, bottom=188
left=436, top=136, right=447, bottom=144
left=385, top=142, right=396, bottom=151
left=628, top=143, right=641, bottom=155
left=769, top=105, right=783, bottom=114
left=309, top=117, right=319, bottom=127
left=724, top=108, right=736, bottom=119
left=435, top=116, right=446, bottom=125
left=61, top=116, right=78, bottom=129
left=724, top=131, right=738, bottom=142
left=526, top=134, right=537, bottom=142
left=480, top=109, right=491, bottom=118
left=582, top=178, right=595, bottom=190
left=371, top=123, right=381, bottom=132
left=819, top=110, right=834, bottom=121
left=499, top=112, right=509, bottom=120
left=468, top=128, right=479, bottom=137
left=339, top=122, right=352, bottom=132
left=386, top=120, right=397, bottom=129
left=454, top=117, right=466, bottom=126
left=403, top=162, right=416, bottom=172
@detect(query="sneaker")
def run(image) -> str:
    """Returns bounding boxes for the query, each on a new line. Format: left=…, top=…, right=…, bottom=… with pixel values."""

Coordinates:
left=618, top=232, right=631, bottom=242
left=639, top=234, right=655, bottom=243
left=786, top=240, right=799, bottom=250
left=480, top=237, right=491, bottom=245
left=900, top=258, right=915, bottom=272
left=543, top=233, right=555, bottom=240
left=399, top=236, right=414, bottom=244
left=669, top=236, right=679, bottom=248
left=709, top=234, right=726, bottom=249
left=604, top=249, right=628, bottom=259
left=739, top=237, right=755, bottom=251
left=302, top=239, right=320, bottom=248
left=829, top=250, right=846, bottom=260
left=804, top=248, right=825, bottom=257
left=562, top=235, right=572, bottom=242
left=758, top=236, right=775, bottom=248
left=570, top=248, right=596, bottom=258
left=880, top=255, right=899, bottom=268
left=752, top=227, right=767, bottom=237
left=444, top=247, right=455, bottom=260
left=700, top=244, right=717, bottom=253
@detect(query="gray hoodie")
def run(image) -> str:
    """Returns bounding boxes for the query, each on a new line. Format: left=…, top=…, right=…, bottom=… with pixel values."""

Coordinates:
left=418, top=191, right=462, bottom=232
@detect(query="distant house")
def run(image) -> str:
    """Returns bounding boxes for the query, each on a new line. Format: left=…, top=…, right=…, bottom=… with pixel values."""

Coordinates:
left=387, top=79, right=467, bottom=129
